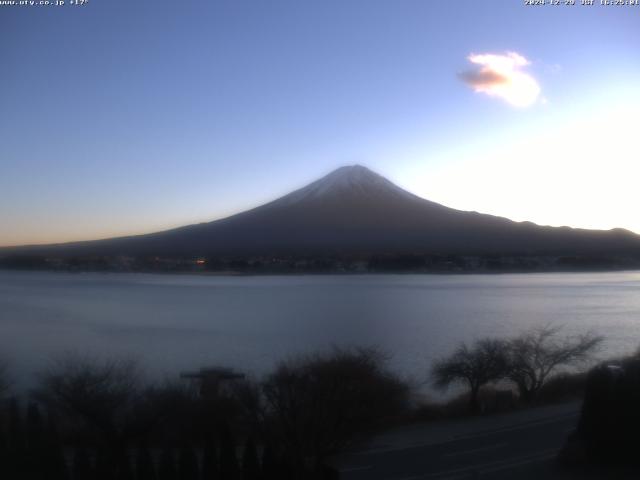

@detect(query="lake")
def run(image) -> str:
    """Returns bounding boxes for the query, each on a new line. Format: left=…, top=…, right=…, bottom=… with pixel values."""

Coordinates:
left=2, top=270, right=640, bottom=393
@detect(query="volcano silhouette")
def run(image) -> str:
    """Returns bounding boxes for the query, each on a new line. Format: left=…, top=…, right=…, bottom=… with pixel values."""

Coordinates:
left=6, top=165, right=640, bottom=257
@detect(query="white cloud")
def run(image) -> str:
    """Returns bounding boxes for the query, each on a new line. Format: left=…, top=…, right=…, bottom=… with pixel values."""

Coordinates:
left=460, top=51, right=541, bottom=108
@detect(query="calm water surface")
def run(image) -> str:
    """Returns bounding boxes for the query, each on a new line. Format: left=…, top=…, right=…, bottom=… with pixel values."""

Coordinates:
left=2, top=270, right=640, bottom=391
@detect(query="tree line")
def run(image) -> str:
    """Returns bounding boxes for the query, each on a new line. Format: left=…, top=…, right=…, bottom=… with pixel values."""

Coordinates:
left=0, top=326, right=602, bottom=479
left=431, top=325, right=602, bottom=413
left=0, top=348, right=408, bottom=480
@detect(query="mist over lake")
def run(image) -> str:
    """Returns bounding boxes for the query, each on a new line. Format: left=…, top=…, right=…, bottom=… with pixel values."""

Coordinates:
left=2, top=270, right=640, bottom=392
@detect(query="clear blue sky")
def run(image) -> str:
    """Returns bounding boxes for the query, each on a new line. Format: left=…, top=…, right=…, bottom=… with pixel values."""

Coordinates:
left=2, top=0, right=639, bottom=246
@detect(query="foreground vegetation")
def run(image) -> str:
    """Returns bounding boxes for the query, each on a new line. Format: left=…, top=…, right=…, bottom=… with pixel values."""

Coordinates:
left=560, top=349, right=640, bottom=470
left=0, top=327, right=603, bottom=479
left=0, top=348, right=408, bottom=480
left=431, top=326, right=602, bottom=413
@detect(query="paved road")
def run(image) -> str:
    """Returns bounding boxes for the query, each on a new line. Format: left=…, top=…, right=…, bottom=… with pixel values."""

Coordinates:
left=338, top=402, right=582, bottom=480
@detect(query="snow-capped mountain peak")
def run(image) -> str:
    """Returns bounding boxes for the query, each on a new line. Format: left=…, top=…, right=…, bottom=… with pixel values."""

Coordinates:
left=273, top=165, right=417, bottom=205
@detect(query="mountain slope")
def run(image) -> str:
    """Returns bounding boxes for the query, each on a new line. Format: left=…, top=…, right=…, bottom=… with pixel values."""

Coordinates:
left=4, top=165, right=640, bottom=258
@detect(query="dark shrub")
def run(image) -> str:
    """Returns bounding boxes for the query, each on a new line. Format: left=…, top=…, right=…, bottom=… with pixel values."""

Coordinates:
left=136, top=444, right=156, bottom=480
left=201, top=437, right=218, bottom=479
left=263, top=347, right=410, bottom=475
left=73, top=447, right=94, bottom=480
left=537, top=372, right=587, bottom=404
left=575, top=356, right=640, bottom=464
left=178, top=445, right=199, bottom=480
left=260, top=444, right=279, bottom=480
left=241, top=437, right=260, bottom=480
left=218, top=424, right=239, bottom=480
left=158, top=447, right=177, bottom=480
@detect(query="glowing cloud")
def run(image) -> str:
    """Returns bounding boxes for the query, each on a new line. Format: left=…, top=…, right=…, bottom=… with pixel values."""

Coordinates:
left=460, top=52, right=541, bottom=107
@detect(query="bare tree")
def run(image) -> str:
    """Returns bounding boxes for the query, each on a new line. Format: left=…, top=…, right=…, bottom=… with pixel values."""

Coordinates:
left=431, top=338, right=509, bottom=413
left=262, top=347, right=410, bottom=476
left=506, top=325, right=603, bottom=403
left=35, top=353, right=141, bottom=428
left=33, top=353, right=159, bottom=468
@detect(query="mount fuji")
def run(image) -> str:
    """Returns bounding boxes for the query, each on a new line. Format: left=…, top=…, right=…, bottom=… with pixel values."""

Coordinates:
left=4, top=165, right=640, bottom=259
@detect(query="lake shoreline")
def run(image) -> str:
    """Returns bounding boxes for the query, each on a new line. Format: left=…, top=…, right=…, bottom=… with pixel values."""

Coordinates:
left=3, top=265, right=640, bottom=277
